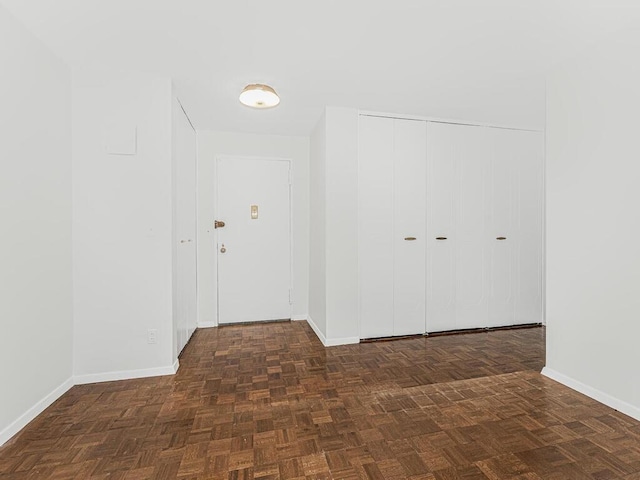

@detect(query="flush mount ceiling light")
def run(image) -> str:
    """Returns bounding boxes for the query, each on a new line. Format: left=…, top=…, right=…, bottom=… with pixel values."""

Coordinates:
left=239, top=84, right=280, bottom=109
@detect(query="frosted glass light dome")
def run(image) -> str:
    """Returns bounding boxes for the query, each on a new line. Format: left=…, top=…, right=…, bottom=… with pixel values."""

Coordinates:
left=239, top=84, right=280, bottom=109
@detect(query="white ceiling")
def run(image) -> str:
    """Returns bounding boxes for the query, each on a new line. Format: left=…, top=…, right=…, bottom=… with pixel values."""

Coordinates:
left=2, top=0, right=639, bottom=135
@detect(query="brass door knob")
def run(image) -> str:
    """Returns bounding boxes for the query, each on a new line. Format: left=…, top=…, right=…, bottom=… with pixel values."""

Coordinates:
left=214, top=220, right=226, bottom=229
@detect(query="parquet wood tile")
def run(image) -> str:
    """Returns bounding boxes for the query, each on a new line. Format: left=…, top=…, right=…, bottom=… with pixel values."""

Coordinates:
left=1, top=322, right=639, bottom=479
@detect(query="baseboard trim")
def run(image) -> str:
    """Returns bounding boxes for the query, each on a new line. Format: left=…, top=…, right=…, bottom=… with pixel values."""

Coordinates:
left=306, top=315, right=327, bottom=345
left=0, top=377, right=74, bottom=447
left=305, top=316, right=360, bottom=347
left=197, top=321, right=217, bottom=328
left=541, top=367, right=640, bottom=421
left=324, top=336, right=360, bottom=347
left=291, top=315, right=308, bottom=322
left=2, top=361, right=183, bottom=447
left=74, top=362, right=180, bottom=385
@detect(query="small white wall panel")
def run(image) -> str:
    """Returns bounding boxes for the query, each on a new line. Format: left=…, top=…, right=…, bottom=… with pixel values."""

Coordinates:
left=174, top=99, right=197, bottom=355
left=358, top=116, right=394, bottom=338
left=393, top=119, right=427, bottom=336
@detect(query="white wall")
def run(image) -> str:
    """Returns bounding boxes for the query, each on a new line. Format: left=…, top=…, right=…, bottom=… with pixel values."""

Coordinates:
left=72, top=69, right=177, bottom=382
left=197, top=131, right=310, bottom=326
left=325, top=108, right=359, bottom=344
left=0, top=5, right=73, bottom=445
left=544, top=27, right=640, bottom=420
left=307, top=107, right=360, bottom=346
left=309, top=112, right=327, bottom=339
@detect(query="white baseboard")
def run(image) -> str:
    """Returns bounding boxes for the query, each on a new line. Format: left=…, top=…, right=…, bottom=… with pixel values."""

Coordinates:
left=306, top=315, right=327, bottom=345
left=305, top=315, right=360, bottom=347
left=1, top=360, right=184, bottom=447
left=324, top=336, right=360, bottom=347
left=291, top=315, right=308, bottom=322
left=197, top=321, right=217, bottom=328
left=0, top=377, right=74, bottom=447
left=74, top=361, right=180, bottom=385
left=542, top=367, right=640, bottom=421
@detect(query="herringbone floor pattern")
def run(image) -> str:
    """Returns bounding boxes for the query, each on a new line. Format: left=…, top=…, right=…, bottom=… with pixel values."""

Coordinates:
left=1, top=322, right=639, bottom=479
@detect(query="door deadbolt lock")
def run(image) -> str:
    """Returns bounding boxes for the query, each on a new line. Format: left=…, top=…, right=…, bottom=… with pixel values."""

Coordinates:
left=220, top=244, right=226, bottom=253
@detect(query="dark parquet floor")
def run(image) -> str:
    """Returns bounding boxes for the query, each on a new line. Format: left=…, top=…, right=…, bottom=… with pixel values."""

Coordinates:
left=1, top=322, right=640, bottom=479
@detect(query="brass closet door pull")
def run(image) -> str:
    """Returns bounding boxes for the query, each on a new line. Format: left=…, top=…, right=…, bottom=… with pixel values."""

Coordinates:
left=436, top=237, right=447, bottom=240
left=496, top=237, right=507, bottom=240
left=404, top=237, right=417, bottom=241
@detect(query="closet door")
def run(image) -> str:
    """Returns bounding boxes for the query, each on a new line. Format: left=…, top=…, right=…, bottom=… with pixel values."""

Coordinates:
left=393, top=120, right=427, bottom=335
left=455, top=125, right=490, bottom=329
left=426, top=122, right=457, bottom=332
left=427, top=122, right=490, bottom=332
left=359, top=116, right=394, bottom=338
left=487, top=128, right=517, bottom=327
left=427, top=123, right=543, bottom=333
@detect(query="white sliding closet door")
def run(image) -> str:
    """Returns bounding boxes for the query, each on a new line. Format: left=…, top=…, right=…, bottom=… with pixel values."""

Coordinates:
left=427, top=122, right=490, bottom=332
left=426, top=123, right=456, bottom=332
left=455, top=126, right=491, bottom=329
left=359, top=116, right=427, bottom=339
left=488, top=128, right=544, bottom=326
left=359, top=116, right=394, bottom=338
left=393, top=119, right=427, bottom=335
left=488, top=127, right=518, bottom=327
left=427, top=122, right=543, bottom=332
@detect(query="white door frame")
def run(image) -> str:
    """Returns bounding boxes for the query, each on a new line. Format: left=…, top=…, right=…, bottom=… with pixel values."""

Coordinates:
left=213, top=155, right=294, bottom=324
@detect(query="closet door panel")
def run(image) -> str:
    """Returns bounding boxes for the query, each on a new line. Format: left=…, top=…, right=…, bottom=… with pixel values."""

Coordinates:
left=515, top=130, right=544, bottom=324
left=393, top=119, right=427, bottom=336
left=454, top=125, right=489, bottom=330
left=426, top=123, right=457, bottom=332
left=427, top=122, right=543, bottom=333
left=489, top=240, right=514, bottom=326
left=358, top=116, right=395, bottom=338
left=427, top=241, right=456, bottom=332
left=488, top=128, right=517, bottom=327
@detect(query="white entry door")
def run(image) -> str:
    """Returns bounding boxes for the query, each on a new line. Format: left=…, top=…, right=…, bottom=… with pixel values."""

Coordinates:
left=216, top=157, right=292, bottom=324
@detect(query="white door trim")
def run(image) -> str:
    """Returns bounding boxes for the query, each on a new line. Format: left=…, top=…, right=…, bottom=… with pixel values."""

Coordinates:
left=213, top=155, right=293, bottom=324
